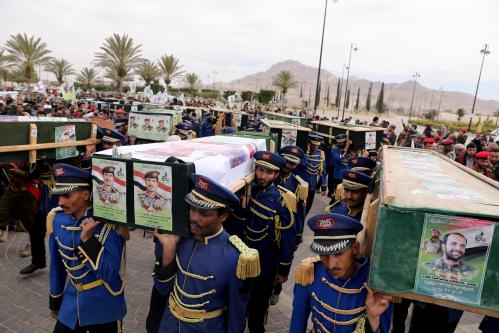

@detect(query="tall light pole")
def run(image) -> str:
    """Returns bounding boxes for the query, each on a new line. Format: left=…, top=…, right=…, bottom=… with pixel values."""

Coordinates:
left=437, top=86, right=444, bottom=120
left=341, top=43, right=358, bottom=121
left=212, top=71, right=218, bottom=90
left=468, top=44, right=490, bottom=131
left=313, top=0, right=338, bottom=118
left=408, top=72, right=420, bottom=120
left=337, top=64, right=347, bottom=118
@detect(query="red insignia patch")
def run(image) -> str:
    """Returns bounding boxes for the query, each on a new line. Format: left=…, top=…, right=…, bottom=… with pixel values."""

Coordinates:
left=351, top=158, right=358, bottom=164
left=54, top=167, right=64, bottom=176
left=291, top=147, right=298, bottom=153
left=317, top=217, right=334, bottom=230
left=197, top=178, right=210, bottom=191
left=262, top=152, right=271, bottom=161
left=348, top=172, right=356, bottom=179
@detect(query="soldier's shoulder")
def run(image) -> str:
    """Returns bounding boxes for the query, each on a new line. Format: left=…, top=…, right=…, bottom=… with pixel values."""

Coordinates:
left=228, top=235, right=260, bottom=280
left=324, top=200, right=343, bottom=213
left=295, top=256, right=321, bottom=286
left=46, top=207, right=64, bottom=234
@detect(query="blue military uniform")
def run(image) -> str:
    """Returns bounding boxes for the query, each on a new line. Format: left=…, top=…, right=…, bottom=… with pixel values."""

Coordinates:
left=245, top=151, right=296, bottom=333
left=152, top=174, right=259, bottom=333
left=279, top=145, right=308, bottom=246
left=330, top=134, right=353, bottom=194
left=325, top=170, right=372, bottom=222
left=48, top=164, right=127, bottom=332
left=294, top=135, right=327, bottom=214
left=175, top=122, right=195, bottom=139
left=98, top=127, right=126, bottom=146
left=199, top=112, right=215, bottom=137
left=291, top=213, right=392, bottom=333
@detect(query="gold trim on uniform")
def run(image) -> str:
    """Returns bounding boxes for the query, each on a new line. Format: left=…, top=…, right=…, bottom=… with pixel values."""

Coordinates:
left=312, top=306, right=361, bottom=326
left=246, top=225, right=268, bottom=234
left=245, top=232, right=268, bottom=242
left=58, top=249, right=79, bottom=261
left=176, top=255, right=214, bottom=280
left=55, top=237, right=74, bottom=251
left=63, top=259, right=88, bottom=271
left=312, top=292, right=365, bottom=315
left=321, top=278, right=367, bottom=294
left=255, top=160, right=280, bottom=171
left=192, top=190, right=226, bottom=209
left=250, top=198, right=276, bottom=213
left=174, top=279, right=216, bottom=299
left=67, top=269, right=91, bottom=280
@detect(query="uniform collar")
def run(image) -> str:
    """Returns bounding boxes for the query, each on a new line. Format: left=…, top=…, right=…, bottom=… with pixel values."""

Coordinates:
left=202, top=226, right=225, bottom=245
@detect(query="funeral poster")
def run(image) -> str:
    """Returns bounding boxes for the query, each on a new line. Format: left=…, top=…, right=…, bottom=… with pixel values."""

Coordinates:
left=133, top=162, right=173, bottom=231
left=55, top=124, right=78, bottom=160
left=92, top=158, right=127, bottom=224
left=414, top=213, right=495, bottom=305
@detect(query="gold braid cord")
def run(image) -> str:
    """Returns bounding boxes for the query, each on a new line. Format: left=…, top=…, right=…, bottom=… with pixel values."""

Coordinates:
left=311, top=292, right=365, bottom=315
left=321, top=278, right=367, bottom=294
left=229, top=235, right=261, bottom=279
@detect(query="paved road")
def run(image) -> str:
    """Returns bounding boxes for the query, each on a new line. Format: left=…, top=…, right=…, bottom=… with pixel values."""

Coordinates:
left=0, top=195, right=482, bottom=332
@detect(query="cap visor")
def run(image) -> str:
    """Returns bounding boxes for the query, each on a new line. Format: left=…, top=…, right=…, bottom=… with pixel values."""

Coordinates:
left=51, top=184, right=88, bottom=195
left=310, top=239, right=355, bottom=255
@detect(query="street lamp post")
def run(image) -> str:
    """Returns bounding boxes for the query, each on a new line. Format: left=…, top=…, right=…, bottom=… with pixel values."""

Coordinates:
left=212, top=71, right=218, bottom=90
left=313, top=0, right=338, bottom=118
left=337, top=64, right=347, bottom=118
left=408, top=72, right=420, bottom=121
left=468, top=44, right=490, bottom=132
left=341, top=43, right=358, bottom=121
left=437, top=86, right=444, bottom=120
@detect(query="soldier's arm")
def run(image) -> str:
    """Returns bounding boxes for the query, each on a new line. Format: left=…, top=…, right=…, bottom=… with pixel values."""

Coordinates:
left=226, top=265, right=251, bottom=333
left=276, top=199, right=296, bottom=277
left=319, top=151, right=327, bottom=191
left=289, top=283, right=311, bottom=333
left=48, top=232, right=67, bottom=312
left=74, top=224, right=124, bottom=282
left=152, top=241, right=177, bottom=296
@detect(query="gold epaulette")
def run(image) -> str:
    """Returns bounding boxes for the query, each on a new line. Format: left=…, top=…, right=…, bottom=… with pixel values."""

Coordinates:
left=46, top=207, right=63, bottom=235
left=335, top=184, right=345, bottom=201
left=228, top=235, right=260, bottom=279
left=295, top=256, right=321, bottom=286
left=295, top=175, right=309, bottom=202
left=277, top=185, right=297, bottom=213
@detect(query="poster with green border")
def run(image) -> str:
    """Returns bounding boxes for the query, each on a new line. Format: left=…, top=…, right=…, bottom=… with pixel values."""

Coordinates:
left=92, top=159, right=127, bottom=223
left=281, top=129, right=297, bottom=147
left=414, top=213, right=495, bottom=305
left=133, top=162, right=173, bottom=230
left=54, top=124, right=78, bottom=160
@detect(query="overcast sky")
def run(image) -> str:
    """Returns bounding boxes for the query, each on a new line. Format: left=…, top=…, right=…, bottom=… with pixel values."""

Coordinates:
left=1, top=0, right=498, bottom=99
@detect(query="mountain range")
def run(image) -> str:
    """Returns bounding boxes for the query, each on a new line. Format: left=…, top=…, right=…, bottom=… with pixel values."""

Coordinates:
left=215, top=60, right=499, bottom=116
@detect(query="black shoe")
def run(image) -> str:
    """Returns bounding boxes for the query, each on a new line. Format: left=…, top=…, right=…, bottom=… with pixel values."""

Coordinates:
left=19, top=263, right=46, bottom=275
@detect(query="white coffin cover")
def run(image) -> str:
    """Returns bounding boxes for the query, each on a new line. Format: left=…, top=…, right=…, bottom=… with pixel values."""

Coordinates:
left=97, top=136, right=266, bottom=188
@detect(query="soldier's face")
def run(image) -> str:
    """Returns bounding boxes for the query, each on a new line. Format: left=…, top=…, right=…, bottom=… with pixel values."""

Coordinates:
left=476, top=158, right=489, bottom=169
left=424, top=143, right=433, bottom=150
left=58, top=189, right=90, bottom=216
left=103, top=172, right=114, bottom=186
left=189, top=207, right=227, bottom=238
left=146, top=178, right=158, bottom=192
left=443, top=234, right=467, bottom=262
left=344, top=189, right=366, bottom=209
left=255, top=166, right=279, bottom=188
left=320, top=242, right=359, bottom=280
left=491, top=152, right=499, bottom=166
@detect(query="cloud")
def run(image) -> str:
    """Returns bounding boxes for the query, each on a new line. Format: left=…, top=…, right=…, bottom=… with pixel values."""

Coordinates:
left=0, top=0, right=498, bottom=99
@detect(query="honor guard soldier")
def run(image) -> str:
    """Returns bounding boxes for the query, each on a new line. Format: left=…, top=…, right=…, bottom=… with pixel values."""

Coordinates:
left=334, top=156, right=376, bottom=202
left=270, top=145, right=308, bottom=306
left=295, top=134, right=327, bottom=214
left=47, top=163, right=127, bottom=333
left=150, top=174, right=259, bottom=333
left=291, top=213, right=392, bottom=333
left=174, top=122, right=195, bottom=140
left=99, top=128, right=126, bottom=150
left=330, top=134, right=353, bottom=197
left=245, top=151, right=296, bottom=333
left=325, top=170, right=372, bottom=221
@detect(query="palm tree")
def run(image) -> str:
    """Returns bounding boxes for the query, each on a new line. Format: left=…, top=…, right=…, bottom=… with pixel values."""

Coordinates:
left=45, top=58, right=75, bottom=85
left=272, top=70, right=298, bottom=106
left=184, top=73, right=201, bottom=96
left=0, top=50, right=12, bottom=86
left=135, top=59, right=160, bottom=86
left=3, top=33, right=52, bottom=87
left=94, top=33, right=142, bottom=91
left=77, top=67, right=99, bottom=90
left=158, top=54, right=184, bottom=89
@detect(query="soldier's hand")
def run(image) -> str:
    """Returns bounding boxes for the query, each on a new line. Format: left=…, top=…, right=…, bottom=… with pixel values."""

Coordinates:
left=50, top=310, right=58, bottom=320
left=154, top=228, right=181, bottom=267
left=84, top=139, right=96, bottom=159
left=275, top=274, right=288, bottom=284
left=80, top=218, right=100, bottom=242
left=365, top=287, right=392, bottom=331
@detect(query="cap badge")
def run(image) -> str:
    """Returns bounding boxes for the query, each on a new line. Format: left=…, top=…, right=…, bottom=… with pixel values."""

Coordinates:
left=197, top=178, right=210, bottom=191
left=317, top=217, right=334, bottom=230
left=262, top=153, right=271, bottom=161
left=348, top=172, right=356, bottom=179
left=54, top=167, right=64, bottom=176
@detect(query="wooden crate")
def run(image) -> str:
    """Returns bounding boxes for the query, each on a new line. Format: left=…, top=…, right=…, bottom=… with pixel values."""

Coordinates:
left=369, top=146, right=499, bottom=318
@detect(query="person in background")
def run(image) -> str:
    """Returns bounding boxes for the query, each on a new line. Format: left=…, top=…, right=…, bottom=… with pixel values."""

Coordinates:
left=456, top=128, right=468, bottom=145
left=458, top=142, right=477, bottom=168
left=454, top=144, right=465, bottom=162
left=472, top=151, right=493, bottom=178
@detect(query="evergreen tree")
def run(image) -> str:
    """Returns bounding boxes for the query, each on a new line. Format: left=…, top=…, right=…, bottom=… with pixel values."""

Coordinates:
left=335, top=78, right=341, bottom=108
left=346, top=89, right=351, bottom=109
left=299, top=84, right=303, bottom=98
left=366, top=82, right=373, bottom=111
left=355, top=87, right=360, bottom=111
left=326, top=84, right=330, bottom=106
left=376, top=82, right=385, bottom=113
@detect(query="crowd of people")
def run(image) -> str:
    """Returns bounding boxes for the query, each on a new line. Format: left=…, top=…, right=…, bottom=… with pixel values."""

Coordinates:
left=0, top=91, right=497, bottom=333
